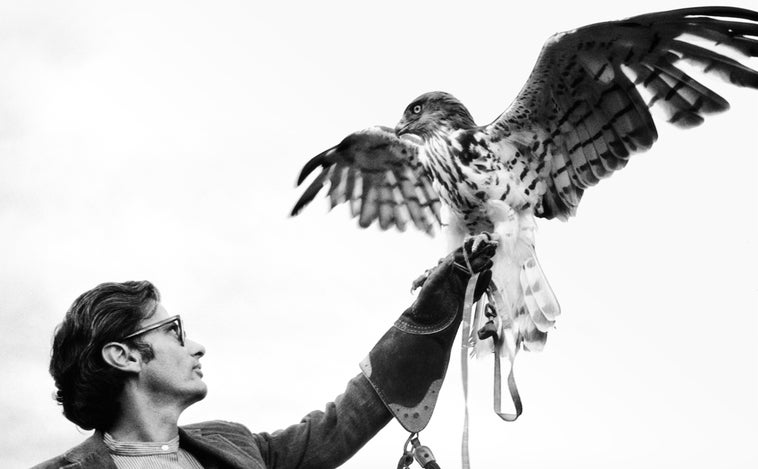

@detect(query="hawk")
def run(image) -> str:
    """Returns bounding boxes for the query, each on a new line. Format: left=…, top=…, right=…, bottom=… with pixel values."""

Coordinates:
left=292, top=6, right=758, bottom=374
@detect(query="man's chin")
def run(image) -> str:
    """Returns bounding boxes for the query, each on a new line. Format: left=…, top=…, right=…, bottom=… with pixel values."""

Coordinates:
left=185, top=383, right=208, bottom=406
left=195, top=383, right=208, bottom=401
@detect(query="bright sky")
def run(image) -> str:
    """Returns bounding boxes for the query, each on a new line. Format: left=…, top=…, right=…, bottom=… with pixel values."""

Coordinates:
left=1, top=1, right=756, bottom=468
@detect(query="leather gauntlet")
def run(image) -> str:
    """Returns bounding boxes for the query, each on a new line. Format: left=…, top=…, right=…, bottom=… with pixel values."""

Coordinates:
left=360, top=234, right=496, bottom=432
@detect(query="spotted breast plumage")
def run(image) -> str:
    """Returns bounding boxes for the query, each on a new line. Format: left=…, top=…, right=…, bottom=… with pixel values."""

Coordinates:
left=292, top=6, right=758, bottom=397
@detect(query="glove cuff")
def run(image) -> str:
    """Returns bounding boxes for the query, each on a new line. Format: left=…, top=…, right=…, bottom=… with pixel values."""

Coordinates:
left=360, top=258, right=466, bottom=432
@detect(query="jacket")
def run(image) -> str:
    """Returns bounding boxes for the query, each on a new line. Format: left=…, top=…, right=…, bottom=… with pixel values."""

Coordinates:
left=33, top=373, right=391, bottom=469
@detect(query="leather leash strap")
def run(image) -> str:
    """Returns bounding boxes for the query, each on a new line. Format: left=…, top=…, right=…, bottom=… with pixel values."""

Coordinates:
left=460, top=271, right=480, bottom=469
left=488, top=285, right=523, bottom=422
left=460, top=277, right=523, bottom=469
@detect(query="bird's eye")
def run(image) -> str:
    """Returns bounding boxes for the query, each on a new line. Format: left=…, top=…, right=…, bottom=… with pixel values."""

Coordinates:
left=412, top=104, right=422, bottom=114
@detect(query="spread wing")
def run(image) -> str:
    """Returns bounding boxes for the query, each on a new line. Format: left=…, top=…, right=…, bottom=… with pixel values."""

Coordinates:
left=486, top=6, right=758, bottom=220
left=292, top=126, right=441, bottom=234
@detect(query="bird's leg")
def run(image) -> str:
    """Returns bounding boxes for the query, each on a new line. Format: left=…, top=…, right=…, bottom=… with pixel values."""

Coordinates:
left=469, top=231, right=496, bottom=252
left=452, top=232, right=499, bottom=275
left=412, top=232, right=499, bottom=293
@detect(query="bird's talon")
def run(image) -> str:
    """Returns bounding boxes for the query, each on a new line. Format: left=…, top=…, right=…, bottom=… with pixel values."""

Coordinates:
left=410, top=269, right=431, bottom=293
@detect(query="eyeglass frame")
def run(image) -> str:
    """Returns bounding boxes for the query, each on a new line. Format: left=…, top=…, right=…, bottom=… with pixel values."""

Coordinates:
left=120, top=314, right=185, bottom=347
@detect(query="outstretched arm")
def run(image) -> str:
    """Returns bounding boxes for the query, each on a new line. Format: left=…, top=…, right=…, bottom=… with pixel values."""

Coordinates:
left=253, top=234, right=497, bottom=469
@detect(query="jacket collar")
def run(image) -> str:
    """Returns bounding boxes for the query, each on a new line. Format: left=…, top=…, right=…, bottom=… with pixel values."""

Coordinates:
left=62, top=432, right=117, bottom=469
left=179, top=427, right=264, bottom=469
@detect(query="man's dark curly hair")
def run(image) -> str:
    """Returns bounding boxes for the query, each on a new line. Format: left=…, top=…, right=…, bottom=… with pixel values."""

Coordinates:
left=50, top=280, right=160, bottom=431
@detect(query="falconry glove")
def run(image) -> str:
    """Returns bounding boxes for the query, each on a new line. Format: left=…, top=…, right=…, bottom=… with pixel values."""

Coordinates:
left=360, top=233, right=496, bottom=432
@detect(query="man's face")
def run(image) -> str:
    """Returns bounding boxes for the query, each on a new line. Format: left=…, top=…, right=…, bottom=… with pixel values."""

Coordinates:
left=135, top=302, right=207, bottom=408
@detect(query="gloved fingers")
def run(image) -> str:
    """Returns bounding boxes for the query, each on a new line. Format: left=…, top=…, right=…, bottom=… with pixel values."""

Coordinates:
left=461, top=233, right=498, bottom=274
left=454, top=242, right=497, bottom=275
left=468, top=244, right=497, bottom=273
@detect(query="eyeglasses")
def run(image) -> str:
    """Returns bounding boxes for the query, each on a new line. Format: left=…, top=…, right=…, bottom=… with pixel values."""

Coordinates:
left=121, top=314, right=185, bottom=346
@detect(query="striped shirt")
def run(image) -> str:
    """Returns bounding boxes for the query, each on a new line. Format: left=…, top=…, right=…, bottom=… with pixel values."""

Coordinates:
left=103, top=432, right=204, bottom=469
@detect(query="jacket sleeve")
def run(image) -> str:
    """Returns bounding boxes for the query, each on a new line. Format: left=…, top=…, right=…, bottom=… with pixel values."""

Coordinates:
left=252, top=373, right=392, bottom=469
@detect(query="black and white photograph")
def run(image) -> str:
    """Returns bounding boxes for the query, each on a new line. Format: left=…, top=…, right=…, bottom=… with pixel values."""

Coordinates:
left=2, top=1, right=756, bottom=468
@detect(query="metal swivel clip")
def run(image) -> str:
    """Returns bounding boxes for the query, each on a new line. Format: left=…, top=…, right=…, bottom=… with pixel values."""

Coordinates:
left=396, top=432, right=440, bottom=469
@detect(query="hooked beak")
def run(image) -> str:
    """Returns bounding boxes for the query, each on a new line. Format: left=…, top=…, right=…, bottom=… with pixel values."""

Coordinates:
left=395, top=119, right=409, bottom=136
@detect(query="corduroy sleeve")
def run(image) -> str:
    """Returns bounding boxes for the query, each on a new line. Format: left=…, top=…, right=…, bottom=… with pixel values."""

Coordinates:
left=253, top=373, right=392, bottom=469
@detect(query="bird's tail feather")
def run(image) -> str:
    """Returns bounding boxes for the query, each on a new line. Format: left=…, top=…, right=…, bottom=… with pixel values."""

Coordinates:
left=519, top=251, right=560, bottom=353
left=471, top=203, right=560, bottom=357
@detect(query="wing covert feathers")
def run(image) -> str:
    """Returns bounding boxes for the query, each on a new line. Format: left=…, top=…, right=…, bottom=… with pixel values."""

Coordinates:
left=291, top=126, right=441, bottom=235
left=487, top=6, right=758, bottom=220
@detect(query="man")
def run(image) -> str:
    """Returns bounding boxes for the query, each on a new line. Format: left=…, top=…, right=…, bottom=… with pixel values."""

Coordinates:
left=35, top=235, right=497, bottom=469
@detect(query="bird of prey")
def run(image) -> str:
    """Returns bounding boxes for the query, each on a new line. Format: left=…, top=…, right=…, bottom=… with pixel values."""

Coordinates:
left=292, top=7, right=758, bottom=368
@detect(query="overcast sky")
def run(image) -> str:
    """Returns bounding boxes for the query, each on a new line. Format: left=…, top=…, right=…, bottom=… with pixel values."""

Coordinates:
left=1, top=1, right=756, bottom=468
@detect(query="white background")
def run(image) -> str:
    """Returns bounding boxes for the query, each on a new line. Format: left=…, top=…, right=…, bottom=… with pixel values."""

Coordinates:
left=1, top=1, right=756, bottom=467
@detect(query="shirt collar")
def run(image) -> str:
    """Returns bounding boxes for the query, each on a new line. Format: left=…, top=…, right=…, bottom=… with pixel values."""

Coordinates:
left=103, top=432, right=180, bottom=456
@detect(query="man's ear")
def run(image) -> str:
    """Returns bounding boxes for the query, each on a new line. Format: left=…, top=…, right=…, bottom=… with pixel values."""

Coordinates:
left=102, top=342, right=142, bottom=373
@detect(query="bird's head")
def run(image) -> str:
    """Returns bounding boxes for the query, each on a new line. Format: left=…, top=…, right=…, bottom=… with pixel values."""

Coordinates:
left=395, top=91, right=475, bottom=138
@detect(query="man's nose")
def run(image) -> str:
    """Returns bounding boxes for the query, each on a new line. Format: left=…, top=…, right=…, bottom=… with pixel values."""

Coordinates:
left=187, top=339, right=206, bottom=358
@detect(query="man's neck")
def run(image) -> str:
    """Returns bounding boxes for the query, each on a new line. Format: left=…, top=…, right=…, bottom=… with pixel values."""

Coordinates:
left=107, top=393, right=185, bottom=442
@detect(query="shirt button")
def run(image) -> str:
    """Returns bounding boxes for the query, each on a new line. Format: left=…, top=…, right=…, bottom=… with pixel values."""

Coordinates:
left=161, top=444, right=169, bottom=451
